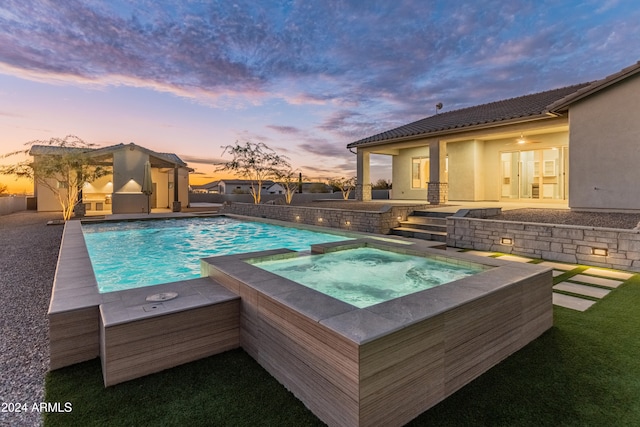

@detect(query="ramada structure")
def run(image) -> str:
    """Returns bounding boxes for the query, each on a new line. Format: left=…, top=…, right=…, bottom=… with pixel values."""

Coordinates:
left=30, top=142, right=190, bottom=214
left=348, top=60, right=640, bottom=212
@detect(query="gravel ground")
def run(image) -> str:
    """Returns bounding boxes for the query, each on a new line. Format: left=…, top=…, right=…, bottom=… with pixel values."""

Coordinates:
left=0, top=211, right=63, bottom=427
left=492, top=209, right=640, bottom=229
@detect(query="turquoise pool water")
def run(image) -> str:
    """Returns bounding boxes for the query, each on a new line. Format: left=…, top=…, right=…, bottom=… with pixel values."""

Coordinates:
left=252, top=247, right=484, bottom=308
left=82, top=216, right=352, bottom=293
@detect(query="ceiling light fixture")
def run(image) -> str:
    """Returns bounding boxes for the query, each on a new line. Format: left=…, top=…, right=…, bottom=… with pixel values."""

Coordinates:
left=517, top=134, right=526, bottom=144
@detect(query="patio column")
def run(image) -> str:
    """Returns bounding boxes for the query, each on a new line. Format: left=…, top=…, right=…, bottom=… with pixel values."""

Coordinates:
left=355, top=149, right=371, bottom=201
left=428, top=140, right=448, bottom=204
left=172, top=166, right=182, bottom=212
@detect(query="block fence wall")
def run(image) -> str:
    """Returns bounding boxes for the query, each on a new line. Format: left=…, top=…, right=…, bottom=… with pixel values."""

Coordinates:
left=0, top=196, right=26, bottom=216
left=447, top=217, right=640, bottom=272
left=220, top=202, right=431, bottom=235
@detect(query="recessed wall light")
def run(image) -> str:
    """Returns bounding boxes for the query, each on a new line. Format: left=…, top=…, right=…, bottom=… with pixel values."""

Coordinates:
left=500, top=237, right=513, bottom=245
left=591, top=248, right=608, bottom=256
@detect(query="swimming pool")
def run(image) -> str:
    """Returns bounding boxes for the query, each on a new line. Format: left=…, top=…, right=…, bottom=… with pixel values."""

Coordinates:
left=252, top=247, right=483, bottom=308
left=82, top=216, right=352, bottom=293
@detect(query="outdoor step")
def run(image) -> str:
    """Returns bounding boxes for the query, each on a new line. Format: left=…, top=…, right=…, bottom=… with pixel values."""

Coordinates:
left=391, top=227, right=447, bottom=242
left=399, top=220, right=446, bottom=232
left=403, top=216, right=447, bottom=226
left=411, top=210, right=454, bottom=218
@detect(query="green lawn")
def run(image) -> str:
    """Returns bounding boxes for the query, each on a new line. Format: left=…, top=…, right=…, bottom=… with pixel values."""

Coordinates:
left=45, top=275, right=640, bottom=426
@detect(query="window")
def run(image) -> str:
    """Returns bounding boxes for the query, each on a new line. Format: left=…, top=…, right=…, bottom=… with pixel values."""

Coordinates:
left=411, top=157, right=429, bottom=189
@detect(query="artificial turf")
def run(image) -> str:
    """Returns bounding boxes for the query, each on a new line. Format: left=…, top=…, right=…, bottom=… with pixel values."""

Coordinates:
left=45, top=275, right=640, bottom=426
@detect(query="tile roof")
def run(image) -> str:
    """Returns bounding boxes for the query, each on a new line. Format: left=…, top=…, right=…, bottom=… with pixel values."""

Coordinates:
left=347, top=83, right=591, bottom=148
left=546, top=60, right=640, bottom=112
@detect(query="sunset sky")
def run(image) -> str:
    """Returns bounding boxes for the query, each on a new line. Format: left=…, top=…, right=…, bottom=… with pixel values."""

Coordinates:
left=1, top=0, right=639, bottom=193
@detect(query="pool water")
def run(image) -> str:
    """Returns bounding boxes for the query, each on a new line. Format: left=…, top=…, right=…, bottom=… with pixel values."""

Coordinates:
left=82, top=216, right=351, bottom=293
left=252, top=247, right=484, bottom=308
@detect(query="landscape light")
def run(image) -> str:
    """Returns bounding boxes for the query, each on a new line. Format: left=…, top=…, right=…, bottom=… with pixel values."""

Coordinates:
left=591, top=248, right=608, bottom=256
left=500, top=237, right=513, bottom=245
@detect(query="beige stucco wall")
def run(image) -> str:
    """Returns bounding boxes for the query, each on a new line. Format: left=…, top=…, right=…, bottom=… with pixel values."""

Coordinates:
left=448, top=140, right=485, bottom=200
left=35, top=177, right=66, bottom=212
left=111, top=148, right=148, bottom=213
left=152, top=169, right=169, bottom=208
left=392, top=145, right=430, bottom=200
left=568, top=75, right=640, bottom=211
left=177, top=167, right=189, bottom=207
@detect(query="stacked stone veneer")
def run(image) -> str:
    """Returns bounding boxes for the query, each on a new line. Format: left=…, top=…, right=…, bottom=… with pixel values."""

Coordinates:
left=447, top=217, right=640, bottom=272
left=220, top=202, right=431, bottom=235
left=427, top=182, right=448, bottom=204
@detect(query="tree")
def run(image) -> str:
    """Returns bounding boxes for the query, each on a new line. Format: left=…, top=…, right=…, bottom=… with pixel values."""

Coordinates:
left=216, top=141, right=290, bottom=204
left=0, top=183, right=7, bottom=196
left=0, top=135, right=109, bottom=220
left=371, top=178, right=391, bottom=189
left=328, top=176, right=356, bottom=200
left=273, top=167, right=300, bottom=205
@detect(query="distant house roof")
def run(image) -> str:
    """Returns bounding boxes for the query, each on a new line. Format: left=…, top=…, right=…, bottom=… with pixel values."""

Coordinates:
left=29, top=142, right=187, bottom=167
left=192, top=180, right=220, bottom=190
left=219, top=179, right=276, bottom=186
left=347, top=83, right=591, bottom=148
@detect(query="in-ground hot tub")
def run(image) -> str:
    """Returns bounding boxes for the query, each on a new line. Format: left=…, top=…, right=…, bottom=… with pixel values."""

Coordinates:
left=202, top=238, right=553, bottom=427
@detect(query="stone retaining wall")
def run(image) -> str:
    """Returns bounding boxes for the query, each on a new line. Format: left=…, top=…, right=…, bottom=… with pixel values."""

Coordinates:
left=220, top=202, right=430, bottom=234
left=447, top=217, right=640, bottom=272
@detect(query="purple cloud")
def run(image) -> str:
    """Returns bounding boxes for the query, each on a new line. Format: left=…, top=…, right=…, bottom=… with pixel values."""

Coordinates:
left=1, top=0, right=639, bottom=148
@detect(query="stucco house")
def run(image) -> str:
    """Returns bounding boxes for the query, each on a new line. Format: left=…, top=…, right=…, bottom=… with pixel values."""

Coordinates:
left=30, top=142, right=190, bottom=214
left=215, top=179, right=276, bottom=195
left=348, top=60, right=640, bottom=212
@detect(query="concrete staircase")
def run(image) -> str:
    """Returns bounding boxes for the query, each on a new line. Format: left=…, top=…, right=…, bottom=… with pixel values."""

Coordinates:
left=391, top=210, right=449, bottom=242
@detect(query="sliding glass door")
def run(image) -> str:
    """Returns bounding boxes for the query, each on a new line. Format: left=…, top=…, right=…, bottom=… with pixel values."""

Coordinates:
left=500, top=148, right=566, bottom=200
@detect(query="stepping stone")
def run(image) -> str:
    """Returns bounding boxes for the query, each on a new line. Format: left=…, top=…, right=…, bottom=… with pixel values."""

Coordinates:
left=553, top=282, right=611, bottom=299
left=465, top=250, right=496, bottom=257
left=553, top=293, right=596, bottom=312
left=570, top=274, right=623, bottom=289
left=539, top=261, right=577, bottom=271
left=582, top=268, right=634, bottom=281
left=552, top=270, right=565, bottom=277
left=496, top=254, right=533, bottom=263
